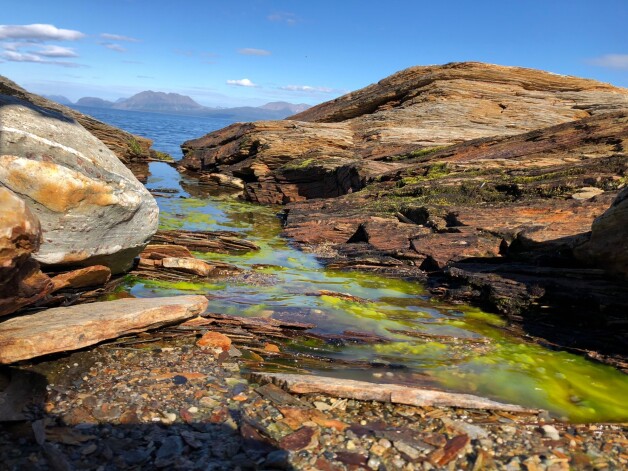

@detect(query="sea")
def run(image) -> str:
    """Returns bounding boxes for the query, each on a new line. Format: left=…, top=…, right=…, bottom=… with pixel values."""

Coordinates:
left=72, top=105, right=234, bottom=159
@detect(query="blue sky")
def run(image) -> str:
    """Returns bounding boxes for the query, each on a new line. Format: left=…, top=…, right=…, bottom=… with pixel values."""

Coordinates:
left=1, top=0, right=627, bottom=107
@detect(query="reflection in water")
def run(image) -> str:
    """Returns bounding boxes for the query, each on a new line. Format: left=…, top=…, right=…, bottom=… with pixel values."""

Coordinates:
left=128, top=163, right=628, bottom=422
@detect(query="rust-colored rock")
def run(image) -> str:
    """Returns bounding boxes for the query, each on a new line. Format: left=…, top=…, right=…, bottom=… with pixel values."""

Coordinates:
left=0, top=187, right=53, bottom=316
left=181, top=62, right=628, bottom=204
left=141, top=244, right=194, bottom=259
left=278, top=426, right=319, bottom=451
left=196, top=331, right=232, bottom=352
left=50, top=265, right=112, bottom=292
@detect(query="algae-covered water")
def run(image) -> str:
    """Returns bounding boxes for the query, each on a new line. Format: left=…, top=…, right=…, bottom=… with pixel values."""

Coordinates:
left=127, top=163, right=628, bottom=422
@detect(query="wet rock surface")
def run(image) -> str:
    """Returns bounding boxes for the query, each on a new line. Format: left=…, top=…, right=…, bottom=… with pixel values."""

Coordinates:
left=281, top=111, right=628, bottom=365
left=1, top=330, right=626, bottom=470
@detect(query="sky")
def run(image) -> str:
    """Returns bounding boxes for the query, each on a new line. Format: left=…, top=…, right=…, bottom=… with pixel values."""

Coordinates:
left=1, top=0, right=627, bottom=108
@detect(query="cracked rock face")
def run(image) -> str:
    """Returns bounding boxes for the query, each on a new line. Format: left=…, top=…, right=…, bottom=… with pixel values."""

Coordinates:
left=0, top=95, right=159, bottom=274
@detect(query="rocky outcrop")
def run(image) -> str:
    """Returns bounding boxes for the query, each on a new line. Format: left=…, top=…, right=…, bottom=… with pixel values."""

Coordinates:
left=180, top=62, right=628, bottom=204
left=0, top=75, right=154, bottom=167
left=575, top=187, right=628, bottom=278
left=282, top=111, right=628, bottom=357
left=0, top=94, right=159, bottom=274
left=0, top=187, right=53, bottom=317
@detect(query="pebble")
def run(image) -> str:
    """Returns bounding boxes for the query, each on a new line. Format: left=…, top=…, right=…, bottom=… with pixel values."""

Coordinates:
left=542, top=425, right=561, bottom=441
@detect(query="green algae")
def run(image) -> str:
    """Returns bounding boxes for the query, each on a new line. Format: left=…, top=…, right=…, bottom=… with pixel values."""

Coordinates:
left=137, top=162, right=628, bottom=422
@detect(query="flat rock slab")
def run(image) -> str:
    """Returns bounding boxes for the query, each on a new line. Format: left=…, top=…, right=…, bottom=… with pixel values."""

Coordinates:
left=0, top=295, right=208, bottom=363
left=249, top=373, right=537, bottom=413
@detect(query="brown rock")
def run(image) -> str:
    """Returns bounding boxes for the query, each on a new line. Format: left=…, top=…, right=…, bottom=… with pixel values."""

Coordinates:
left=0, top=187, right=53, bottom=316
left=575, top=187, right=628, bottom=278
left=181, top=62, right=628, bottom=205
left=141, top=244, right=193, bottom=259
left=278, top=426, right=318, bottom=451
left=428, top=434, right=470, bottom=466
left=196, top=331, right=232, bottom=352
left=0, top=295, right=208, bottom=363
left=50, top=265, right=112, bottom=292
left=161, top=257, right=214, bottom=277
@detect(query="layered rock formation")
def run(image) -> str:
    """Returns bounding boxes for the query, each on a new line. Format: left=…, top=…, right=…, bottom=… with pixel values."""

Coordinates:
left=0, top=187, right=53, bottom=317
left=282, top=110, right=628, bottom=356
left=180, top=62, right=628, bottom=204
left=0, top=94, right=159, bottom=273
left=0, top=75, right=154, bottom=167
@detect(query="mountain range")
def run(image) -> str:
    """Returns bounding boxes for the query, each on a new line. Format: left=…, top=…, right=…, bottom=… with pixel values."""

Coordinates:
left=44, top=91, right=310, bottom=121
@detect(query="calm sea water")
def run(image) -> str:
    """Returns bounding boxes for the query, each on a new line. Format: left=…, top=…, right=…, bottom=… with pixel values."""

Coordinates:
left=72, top=105, right=234, bottom=158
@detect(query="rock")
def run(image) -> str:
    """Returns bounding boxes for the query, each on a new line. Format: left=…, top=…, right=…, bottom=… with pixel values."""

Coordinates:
left=0, top=187, right=53, bottom=317
left=281, top=111, right=628, bottom=359
left=0, top=94, right=159, bottom=273
left=181, top=62, right=628, bottom=205
left=0, top=75, right=154, bottom=165
left=575, top=187, right=628, bottom=278
left=249, top=373, right=537, bottom=412
left=541, top=425, right=561, bottom=441
left=278, top=426, right=319, bottom=451
left=140, top=244, right=193, bottom=259
left=50, top=265, right=112, bottom=292
left=160, top=257, right=215, bottom=277
left=196, top=331, right=232, bottom=352
left=0, top=295, right=208, bottom=363
left=571, top=187, right=605, bottom=200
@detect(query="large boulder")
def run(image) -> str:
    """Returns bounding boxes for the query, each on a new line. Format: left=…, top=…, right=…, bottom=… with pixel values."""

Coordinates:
left=0, top=95, right=159, bottom=274
left=181, top=62, right=628, bottom=204
left=0, top=75, right=153, bottom=164
left=575, top=187, right=628, bottom=278
left=0, top=187, right=53, bottom=317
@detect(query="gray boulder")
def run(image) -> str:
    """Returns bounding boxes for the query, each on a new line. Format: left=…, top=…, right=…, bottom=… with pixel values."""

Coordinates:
left=0, top=95, right=159, bottom=273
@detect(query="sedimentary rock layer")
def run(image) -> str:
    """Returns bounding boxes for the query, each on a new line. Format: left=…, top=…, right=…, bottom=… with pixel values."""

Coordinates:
left=180, top=62, right=628, bottom=204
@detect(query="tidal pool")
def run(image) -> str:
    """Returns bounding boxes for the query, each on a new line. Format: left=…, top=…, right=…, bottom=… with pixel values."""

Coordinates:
left=126, top=163, right=628, bottom=422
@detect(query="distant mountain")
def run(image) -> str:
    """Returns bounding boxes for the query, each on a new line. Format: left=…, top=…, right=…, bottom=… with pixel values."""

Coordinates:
left=260, top=101, right=310, bottom=114
left=76, top=97, right=115, bottom=108
left=112, top=91, right=205, bottom=113
left=72, top=90, right=313, bottom=120
left=42, top=94, right=73, bottom=105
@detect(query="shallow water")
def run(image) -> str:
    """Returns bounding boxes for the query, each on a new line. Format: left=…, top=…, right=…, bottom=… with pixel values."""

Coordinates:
left=123, top=162, right=628, bottom=423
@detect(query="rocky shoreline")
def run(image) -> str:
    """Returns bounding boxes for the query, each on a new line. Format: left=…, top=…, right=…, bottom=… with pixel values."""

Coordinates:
left=1, top=62, right=628, bottom=470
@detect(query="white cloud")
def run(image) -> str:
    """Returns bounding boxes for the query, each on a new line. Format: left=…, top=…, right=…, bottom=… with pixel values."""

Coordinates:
left=100, top=33, right=140, bottom=42
left=1, top=50, right=84, bottom=68
left=588, top=54, right=628, bottom=70
left=100, top=42, right=126, bottom=53
left=0, top=24, right=85, bottom=41
left=36, top=45, right=78, bottom=58
left=280, top=84, right=333, bottom=93
left=267, top=12, right=298, bottom=25
left=226, top=78, right=258, bottom=87
left=238, top=48, right=271, bottom=56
